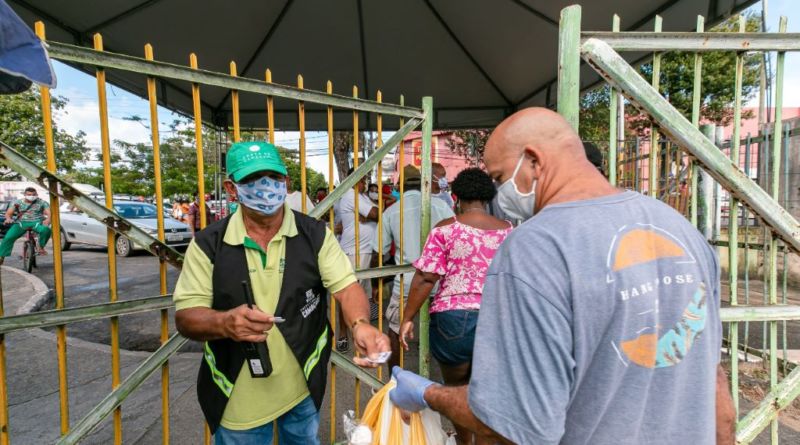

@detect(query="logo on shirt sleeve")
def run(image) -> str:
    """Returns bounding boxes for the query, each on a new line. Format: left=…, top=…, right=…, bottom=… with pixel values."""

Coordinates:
left=606, top=224, right=708, bottom=369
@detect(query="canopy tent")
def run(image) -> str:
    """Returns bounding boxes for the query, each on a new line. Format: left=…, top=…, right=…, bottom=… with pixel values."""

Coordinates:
left=9, top=0, right=756, bottom=130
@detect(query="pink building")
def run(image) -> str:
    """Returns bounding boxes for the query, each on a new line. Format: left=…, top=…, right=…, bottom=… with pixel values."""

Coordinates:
left=708, top=107, right=800, bottom=176
left=388, top=131, right=474, bottom=184
left=617, top=107, right=800, bottom=194
left=717, top=107, right=800, bottom=141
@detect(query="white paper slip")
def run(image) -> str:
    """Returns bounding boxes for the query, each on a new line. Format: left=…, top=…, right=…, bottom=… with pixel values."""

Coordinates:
left=273, top=317, right=285, bottom=323
left=366, top=351, right=392, bottom=364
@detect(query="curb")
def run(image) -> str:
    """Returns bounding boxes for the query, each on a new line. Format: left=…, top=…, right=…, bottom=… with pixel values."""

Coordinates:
left=0, top=266, right=201, bottom=360
left=0, top=265, right=52, bottom=315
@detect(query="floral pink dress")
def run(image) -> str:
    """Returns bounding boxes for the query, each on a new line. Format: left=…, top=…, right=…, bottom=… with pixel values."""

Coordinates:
left=413, top=220, right=513, bottom=313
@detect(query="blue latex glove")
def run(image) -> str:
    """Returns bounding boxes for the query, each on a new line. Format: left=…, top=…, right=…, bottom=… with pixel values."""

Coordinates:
left=390, top=366, right=436, bottom=412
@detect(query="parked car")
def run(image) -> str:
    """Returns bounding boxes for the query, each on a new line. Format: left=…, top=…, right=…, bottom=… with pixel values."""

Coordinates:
left=0, top=201, right=11, bottom=238
left=59, top=201, right=193, bottom=256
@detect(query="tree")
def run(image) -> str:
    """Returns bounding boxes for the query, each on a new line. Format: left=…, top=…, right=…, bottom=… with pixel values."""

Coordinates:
left=71, top=118, right=219, bottom=198
left=580, top=13, right=762, bottom=140
left=0, top=88, right=90, bottom=179
left=445, top=130, right=491, bottom=166
left=333, top=131, right=367, bottom=182
left=284, top=159, right=328, bottom=196
left=579, top=87, right=611, bottom=143
left=72, top=119, right=327, bottom=199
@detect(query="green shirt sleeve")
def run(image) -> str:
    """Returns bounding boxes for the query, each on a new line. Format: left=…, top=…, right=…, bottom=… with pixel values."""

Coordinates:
left=173, top=240, right=214, bottom=310
left=318, top=228, right=357, bottom=294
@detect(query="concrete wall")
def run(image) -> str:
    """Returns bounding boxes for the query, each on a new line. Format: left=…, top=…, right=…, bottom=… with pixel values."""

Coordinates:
left=780, top=117, right=800, bottom=220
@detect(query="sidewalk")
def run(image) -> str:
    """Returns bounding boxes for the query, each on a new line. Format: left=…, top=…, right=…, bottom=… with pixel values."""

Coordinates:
left=0, top=265, right=392, bottom=444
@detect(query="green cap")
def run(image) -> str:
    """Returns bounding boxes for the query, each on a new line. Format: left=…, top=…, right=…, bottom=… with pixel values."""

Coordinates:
left=226, top=141, right=287, bottom=182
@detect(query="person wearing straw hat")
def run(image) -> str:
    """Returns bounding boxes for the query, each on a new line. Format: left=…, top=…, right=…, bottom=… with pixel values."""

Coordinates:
left=174, top=141, right=389, bottom=444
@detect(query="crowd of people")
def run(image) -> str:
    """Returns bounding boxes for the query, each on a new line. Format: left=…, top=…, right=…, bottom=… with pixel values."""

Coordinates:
left=0, top=108, right=733, bottom=444
left=168, top=108, right=732, bottom=445
left=0, top=111, right=733, bottom=444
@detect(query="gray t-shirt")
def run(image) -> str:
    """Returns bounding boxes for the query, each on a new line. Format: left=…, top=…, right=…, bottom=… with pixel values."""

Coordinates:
left=469, top=191, right=721, bottom=445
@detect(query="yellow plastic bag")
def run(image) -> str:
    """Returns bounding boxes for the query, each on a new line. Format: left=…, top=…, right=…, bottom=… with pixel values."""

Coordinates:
left=359, top=379, right=449, bottom=445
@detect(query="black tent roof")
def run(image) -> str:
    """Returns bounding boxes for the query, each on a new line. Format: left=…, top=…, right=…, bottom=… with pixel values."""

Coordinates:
left=10, top=0, right=756, bottom=129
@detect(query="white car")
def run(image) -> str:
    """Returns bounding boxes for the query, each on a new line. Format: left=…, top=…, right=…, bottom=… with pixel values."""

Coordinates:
left=59, top=201, right=193, bottom=256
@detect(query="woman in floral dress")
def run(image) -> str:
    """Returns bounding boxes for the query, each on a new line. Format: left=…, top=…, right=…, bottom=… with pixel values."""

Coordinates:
left=399, top=167, right=512, bottom=445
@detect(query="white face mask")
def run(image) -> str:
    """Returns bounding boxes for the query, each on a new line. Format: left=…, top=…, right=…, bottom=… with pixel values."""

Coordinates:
left=24, top=195, right=37, bottom=202
left=368, top=192, right=379, bottom=201
left=235, top=176, right=287, bottom=216
left=435, top=176, right=448, bottom=190
left=496, top=154, right=536, bottom=221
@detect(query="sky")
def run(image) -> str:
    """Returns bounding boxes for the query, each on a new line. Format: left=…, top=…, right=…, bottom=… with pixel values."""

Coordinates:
left=745, top=0, right=800, bottom=107
left=47, top=0, right=799, bottom=184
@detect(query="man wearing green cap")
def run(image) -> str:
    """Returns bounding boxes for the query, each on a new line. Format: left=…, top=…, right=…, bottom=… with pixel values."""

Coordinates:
left=174, top=141, right=390, bottom=444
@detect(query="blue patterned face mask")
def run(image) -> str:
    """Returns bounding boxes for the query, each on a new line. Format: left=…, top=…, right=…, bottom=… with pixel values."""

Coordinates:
left=235, top=176, right=287, bottom=215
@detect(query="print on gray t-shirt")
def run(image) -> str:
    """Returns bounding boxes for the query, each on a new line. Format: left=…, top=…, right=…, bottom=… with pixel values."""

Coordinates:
left=468, top=191, right=721, bottom=445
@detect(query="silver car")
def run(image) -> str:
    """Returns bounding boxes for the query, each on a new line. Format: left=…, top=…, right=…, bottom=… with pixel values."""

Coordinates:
left=59, top=201, right=193, bottom=256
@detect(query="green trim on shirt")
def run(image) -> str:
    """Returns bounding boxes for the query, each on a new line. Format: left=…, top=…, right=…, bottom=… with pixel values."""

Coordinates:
left=243, top=236, right=267, bottom=269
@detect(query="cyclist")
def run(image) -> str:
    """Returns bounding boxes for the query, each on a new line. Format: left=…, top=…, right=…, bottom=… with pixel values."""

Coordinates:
left=0, top=187, right=52, bottom=265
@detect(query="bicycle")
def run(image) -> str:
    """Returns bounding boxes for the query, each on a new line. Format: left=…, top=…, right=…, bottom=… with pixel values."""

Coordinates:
left=21, top=227, right=37, bottom=273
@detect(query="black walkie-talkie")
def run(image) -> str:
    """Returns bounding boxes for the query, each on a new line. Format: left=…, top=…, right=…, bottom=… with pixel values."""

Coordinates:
left=241, top=280, right=272, bottom=378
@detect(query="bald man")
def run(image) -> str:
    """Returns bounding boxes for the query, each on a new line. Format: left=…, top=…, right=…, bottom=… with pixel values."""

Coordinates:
left=390, top=108, right=735, bottom=444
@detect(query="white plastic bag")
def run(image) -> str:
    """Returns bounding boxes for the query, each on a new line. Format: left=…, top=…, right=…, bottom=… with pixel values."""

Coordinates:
left=343, top=410, right=373, bottom=445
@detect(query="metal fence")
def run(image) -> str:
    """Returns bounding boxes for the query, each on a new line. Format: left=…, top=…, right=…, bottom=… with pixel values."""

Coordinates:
left=0, top=21, right=434, bottom=444
left=3, top=6, right=800, bottom=444
left=558, top=5, right=800, bottom=443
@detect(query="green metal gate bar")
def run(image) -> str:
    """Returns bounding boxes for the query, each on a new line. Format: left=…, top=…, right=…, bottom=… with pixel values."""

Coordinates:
left=308, top=115, right=423, bottom=219
left=0, top=141, right=185, bottom=268
left=579, top=32, right=800, bottom=51
left=0, top=265, right=414, bottom=335
left=1, top=291, right=792, bottom=337
left=0, top=295, right=172, bottom=334
left=558, top=5, right=800, bottom=443
left=46, top=42, right=423, bottom=119
left=737, top=365, right=800, bottom=444
left=580, top=38, right=800, bottom=253
left=56, top=333, right=188, bottom=445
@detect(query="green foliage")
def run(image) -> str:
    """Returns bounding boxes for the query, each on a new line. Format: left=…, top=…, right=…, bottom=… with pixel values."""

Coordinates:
left=445, top=129, right=491, bottom=165
left=71, top=119, right=326, bottom=199
left=579, top=87, right=611, bottom=143
left=580, top=13, right=762, bottom=139
left=629, top=14, right=761, bottom=134
left=0, top=88, right=89, bottom=179
left=69, top=120, right=217, bottom=198
left=284, top=158, right=328, bottom=195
